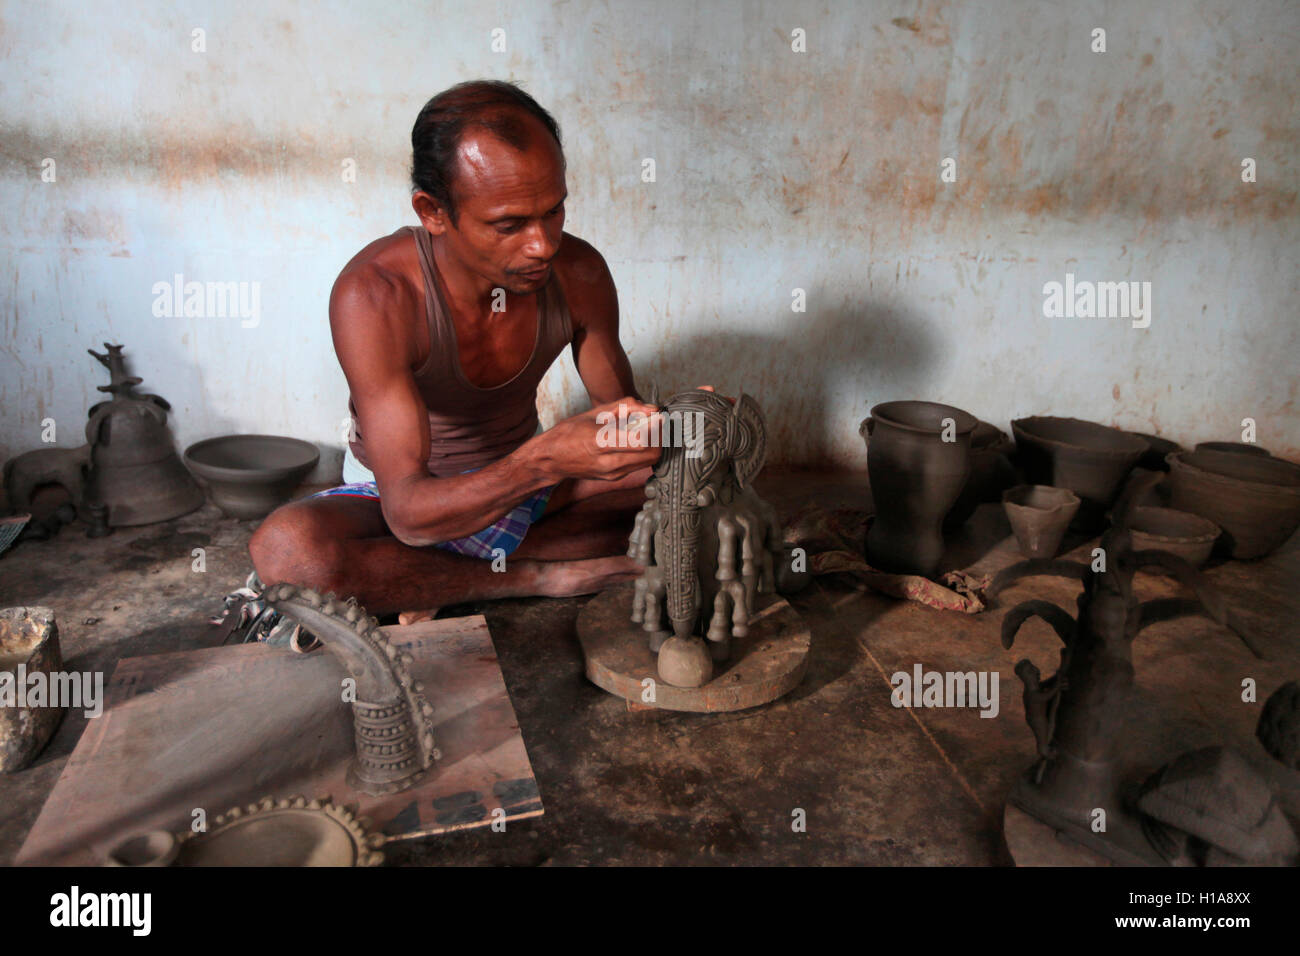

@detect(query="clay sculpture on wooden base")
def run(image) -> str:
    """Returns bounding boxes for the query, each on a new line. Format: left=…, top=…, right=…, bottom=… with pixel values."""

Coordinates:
left=627, top=388, right=783, bottom=688
left=262, top=584, right=440, bottom=794
left=577, top=387, right=811, bottom=711
left=990, top=474, right=1294, bottom=866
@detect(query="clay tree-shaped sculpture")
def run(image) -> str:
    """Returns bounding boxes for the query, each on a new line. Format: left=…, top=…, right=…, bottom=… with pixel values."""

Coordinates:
left=262, top=584, right=440, bottom=795
left=990, top=472, right=1245, bottom=864
left=626, top=387, right=783, bottom=688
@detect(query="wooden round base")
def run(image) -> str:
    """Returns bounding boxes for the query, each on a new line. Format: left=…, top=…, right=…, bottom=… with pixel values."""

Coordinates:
left=576, top=584, right=811, bottom=713
left=1002, top=804, right=1115, bottom=867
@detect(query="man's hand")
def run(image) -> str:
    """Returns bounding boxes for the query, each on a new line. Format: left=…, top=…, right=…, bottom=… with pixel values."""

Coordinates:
left=535, top=397, right=664, bottom=482
left=694, top=384, right=735, bottom=404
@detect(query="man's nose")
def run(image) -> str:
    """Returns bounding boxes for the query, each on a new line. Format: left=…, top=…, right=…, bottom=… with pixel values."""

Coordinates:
left=522, top=220, right=560, bottom=260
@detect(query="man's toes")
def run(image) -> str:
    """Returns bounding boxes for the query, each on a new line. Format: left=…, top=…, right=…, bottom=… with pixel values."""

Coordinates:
left=398, top=608, right=440, bottom=626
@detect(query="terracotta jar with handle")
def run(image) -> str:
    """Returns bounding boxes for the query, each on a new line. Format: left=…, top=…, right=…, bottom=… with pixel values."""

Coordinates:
left=862, top=400, right=978, bottom=576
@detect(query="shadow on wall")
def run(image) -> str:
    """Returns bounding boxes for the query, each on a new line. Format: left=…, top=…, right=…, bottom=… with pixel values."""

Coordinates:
left=632, top=291, right=941, bottom=466
left=138, top=337, right=251, bottom=476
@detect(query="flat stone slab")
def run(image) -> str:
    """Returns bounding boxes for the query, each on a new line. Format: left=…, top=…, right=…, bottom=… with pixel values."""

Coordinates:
left=577, top=583, right=811, bottom=712
left=17, top=615, right=541, bottom=865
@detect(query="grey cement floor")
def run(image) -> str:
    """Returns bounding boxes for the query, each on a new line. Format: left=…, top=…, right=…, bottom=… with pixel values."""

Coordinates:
left=2, top=468, right=1297, bottom=866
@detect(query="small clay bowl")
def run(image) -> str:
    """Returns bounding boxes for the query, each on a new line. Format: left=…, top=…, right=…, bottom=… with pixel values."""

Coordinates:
left=1166, top=450, right=1300, bottom=559
left=107, top=831, right=179, bottom=867
left=184, top=435, right=320, bottom=520
left=1002, top=484, right=1081, bottom=559
left=1127, top=506, right=1220, bottom=570
left=1194, top=441, right=1271, bottom=458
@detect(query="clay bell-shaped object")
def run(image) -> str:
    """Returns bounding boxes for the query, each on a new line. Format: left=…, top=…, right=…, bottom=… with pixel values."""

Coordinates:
left=85, top=395, right=204, bottom=527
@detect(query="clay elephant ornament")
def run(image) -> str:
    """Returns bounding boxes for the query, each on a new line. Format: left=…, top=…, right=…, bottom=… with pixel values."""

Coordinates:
left=626, top=389, right=783, bottom=688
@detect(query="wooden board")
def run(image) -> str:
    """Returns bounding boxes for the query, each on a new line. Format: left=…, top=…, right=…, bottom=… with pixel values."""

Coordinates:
left=577, top=583, right=811, bottom=712
left=1002, top=803, right=1115, bottom=867
left=17, top=615, right=541, bottom=866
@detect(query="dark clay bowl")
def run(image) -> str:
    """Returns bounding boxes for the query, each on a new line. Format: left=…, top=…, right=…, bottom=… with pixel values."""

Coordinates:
left=1127, top=506, right=1220, bottom=570
left=1166, top=450, right=1300, bottom=559
left=1011, top=417, right=1148, bottom=529
left=184, top=435, right=320, bottom=520
left=870, top=400, right=979, bottom=435
left=1131, top=432, right=1183, bottom=472
left=1194, top=441, right=1271, bottom=457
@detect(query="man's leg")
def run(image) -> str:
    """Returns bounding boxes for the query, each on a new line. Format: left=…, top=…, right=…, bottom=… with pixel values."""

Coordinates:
left=248, top=478, right=649, bottom=617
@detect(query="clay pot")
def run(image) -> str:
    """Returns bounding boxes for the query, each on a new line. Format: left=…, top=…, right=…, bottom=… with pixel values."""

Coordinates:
left=1002, top=485, right=1081, bottom=559
left=863, top=416, right=1010, bottom=529
left=1194, top=441, right=1270, bottom=457
left=945, top=421, right=1017, bottom=528
left=1127, top=506, right=1220, bottom=570
left=185, top=435, right=320, bottom=520
left=863, top=400, right=977, bottom=576
left=1012, top=417, right=1148, bottom=531
left=0, top=607, right=65, bottom=773
left=1166, top=450, right=1300, bottom=559
left=1131, top=433, right=1182, bottom=472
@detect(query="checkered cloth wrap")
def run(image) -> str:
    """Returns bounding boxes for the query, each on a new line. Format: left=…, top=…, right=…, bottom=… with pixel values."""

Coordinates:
left=310, top=476, right=554, bottom=559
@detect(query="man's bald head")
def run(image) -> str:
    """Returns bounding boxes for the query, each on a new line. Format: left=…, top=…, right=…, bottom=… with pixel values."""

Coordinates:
left=411, top=80, right=564, bottom=225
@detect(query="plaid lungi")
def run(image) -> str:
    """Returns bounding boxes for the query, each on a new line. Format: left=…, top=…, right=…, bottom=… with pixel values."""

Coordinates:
left=310, top=476, right=554, bottom=559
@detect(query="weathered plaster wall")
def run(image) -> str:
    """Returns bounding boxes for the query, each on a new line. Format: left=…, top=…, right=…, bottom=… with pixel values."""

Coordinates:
left=2, top=0, right=1297, bottom=478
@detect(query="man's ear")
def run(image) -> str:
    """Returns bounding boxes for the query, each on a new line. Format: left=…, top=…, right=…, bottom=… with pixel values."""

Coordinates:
left=411, top=191, right=452, bottom=236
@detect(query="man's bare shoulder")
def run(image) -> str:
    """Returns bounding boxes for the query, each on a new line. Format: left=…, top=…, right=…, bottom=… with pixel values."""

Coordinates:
left=553, top=232, right=617, bottom=330
left=331, top=229, right=421, bottom=328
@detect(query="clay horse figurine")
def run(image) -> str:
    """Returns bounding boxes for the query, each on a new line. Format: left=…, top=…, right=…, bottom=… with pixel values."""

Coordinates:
left=626, top=387, right=783, bottom=689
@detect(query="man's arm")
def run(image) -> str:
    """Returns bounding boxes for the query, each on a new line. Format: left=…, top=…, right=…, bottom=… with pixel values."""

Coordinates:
left=560, top=237, right=642, bottom=406
left=331, top=266, right=657, bottom=547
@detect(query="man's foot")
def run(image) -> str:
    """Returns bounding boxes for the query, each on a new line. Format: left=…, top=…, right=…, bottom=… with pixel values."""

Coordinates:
left=539, top=554, right=642, bottom=597
left=398, top=608, right=442, bottom=626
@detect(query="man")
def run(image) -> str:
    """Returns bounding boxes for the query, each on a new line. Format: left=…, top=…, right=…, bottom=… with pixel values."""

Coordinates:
left=249, top=80, right=665, bottom=621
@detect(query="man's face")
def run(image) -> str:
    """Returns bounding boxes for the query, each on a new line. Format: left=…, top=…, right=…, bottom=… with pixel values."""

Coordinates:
left=422, top=120, right=567, bottom=296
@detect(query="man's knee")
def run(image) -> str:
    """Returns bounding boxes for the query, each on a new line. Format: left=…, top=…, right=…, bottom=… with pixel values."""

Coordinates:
left=248, top=504, right=349, bottom=592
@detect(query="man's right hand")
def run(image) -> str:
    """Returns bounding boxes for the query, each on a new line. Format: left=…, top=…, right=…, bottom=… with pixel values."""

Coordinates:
left=536, top=397, right=664, bottom=482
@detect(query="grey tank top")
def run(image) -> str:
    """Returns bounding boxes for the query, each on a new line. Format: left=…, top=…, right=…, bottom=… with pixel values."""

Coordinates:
left=349, top=225, right=573, bottom=477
